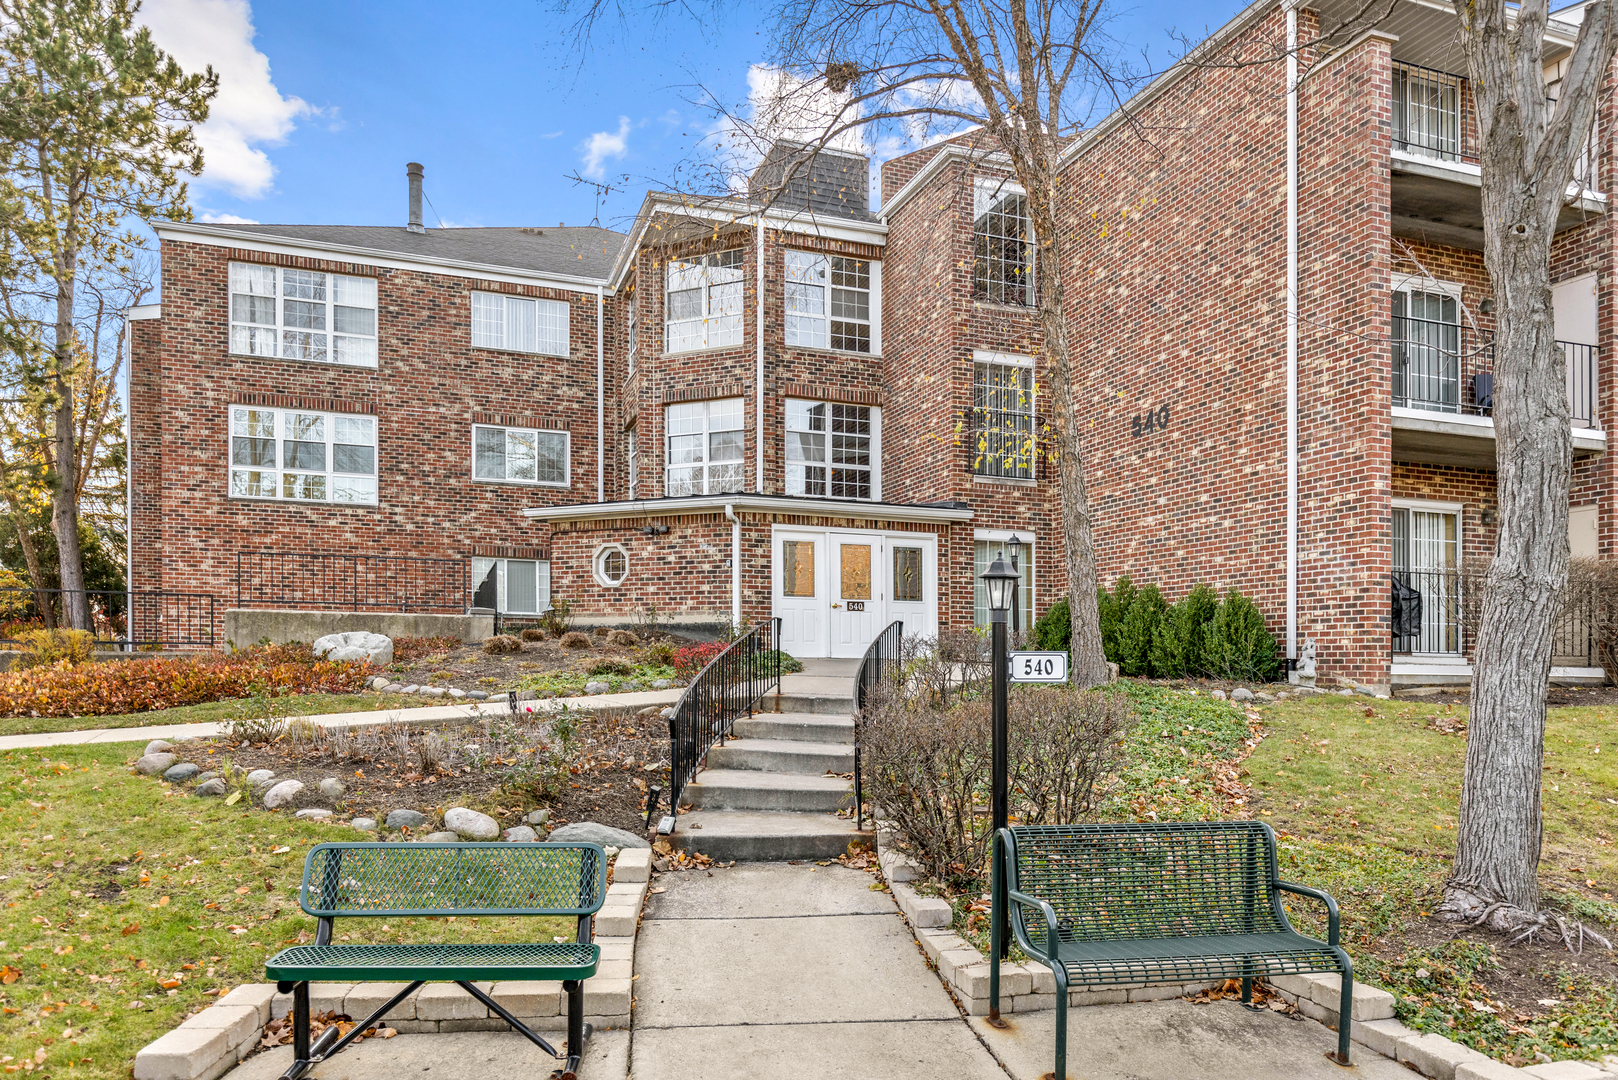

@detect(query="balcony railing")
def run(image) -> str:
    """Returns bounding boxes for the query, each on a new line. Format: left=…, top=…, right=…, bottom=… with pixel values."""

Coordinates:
left=1393, top=62, right=1477, bottom=164
left=1392, top=568, right=1594, bottom=666
left=1392, top=316, right=1599, bottom=427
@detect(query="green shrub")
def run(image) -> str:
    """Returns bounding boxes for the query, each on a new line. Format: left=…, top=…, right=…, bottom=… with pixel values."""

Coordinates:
left=1116, top=584, right=1166, bottom=676
left=1033, top=597, right=1071, bottom=651
left=15, top=628, right=96, bottom=669
left=1098, top=575, right=1135, bottom=663
left=1150, top=583, right=1219, bottom=678
left=1203, top=588, right=1281, bottom=681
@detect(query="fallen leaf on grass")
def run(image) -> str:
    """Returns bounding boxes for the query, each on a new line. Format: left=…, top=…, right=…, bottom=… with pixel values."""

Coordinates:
left=120, top=924, right=139, bottom=936
left=0, top=967, right=19, bottom=984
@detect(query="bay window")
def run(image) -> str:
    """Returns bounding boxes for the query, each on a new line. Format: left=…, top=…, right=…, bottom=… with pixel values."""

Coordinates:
left=785, top=399, right=878, bottom=500
left=472, top=424, right=569, bottom=487
left=784, top=251, right=880, bottom=353
left=665, top=250, right=745, bottom=352
left=666, top=397, right=744, bottom=496
left=229, top=263, right=378, bottom=367
left=229, top=406, right=378, bottom=505
left=471, top=291, right=569, bottom=356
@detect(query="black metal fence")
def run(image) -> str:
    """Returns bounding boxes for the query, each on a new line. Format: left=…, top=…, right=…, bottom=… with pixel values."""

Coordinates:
left=1391, top=569, right=1595, bottom=667
left=1391, top=321, right=1599, bottom=428
left=236, top=552, right=470, bottom=612
left=0, top=589, right=217, bottom=649
left=663, top=618, right=783, bottom=830
left=852, top=619, right=904, bottom=831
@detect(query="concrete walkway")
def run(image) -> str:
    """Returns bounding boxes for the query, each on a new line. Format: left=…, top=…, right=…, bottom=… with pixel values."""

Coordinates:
left=630, top=861, right=1005, bottom=1080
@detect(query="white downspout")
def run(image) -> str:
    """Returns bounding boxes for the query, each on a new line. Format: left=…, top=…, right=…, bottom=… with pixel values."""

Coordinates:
left=755, top=217, right=765, bottom=492
left=724, top=503, right=741, bottom=631
left=596, top=286, right=605, bottom=503
left=1285, top=1, right=1300, bottom=665
left=124, top=317, right=134, bottom=653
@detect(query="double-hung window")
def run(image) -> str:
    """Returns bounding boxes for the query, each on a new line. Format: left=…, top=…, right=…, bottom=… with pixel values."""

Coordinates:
left=471, top=557, right=551, bottom=615
left=972, top=353, right=1035, bottom=480
left=230, top=264, right=378, bottom=367
left=626, top=425, right=638, bottom=499
left=665, top=250, right=745, bottom=352
left=471, top=291, right=569, bottom=355
left=229, top=406, right=378, bottom=505
left=973, top=179, right=1034, bottom=306
left=785, top=399, right=878, bottom=500
left=626, top=289, right=638, bottom=374
left=973, top=536, right=1033, bottom=630
left=665, top=397, right=744, bottom=496
left=472, top=424, right=568, bottom=487
left=784, top=251, right=880, bottom=353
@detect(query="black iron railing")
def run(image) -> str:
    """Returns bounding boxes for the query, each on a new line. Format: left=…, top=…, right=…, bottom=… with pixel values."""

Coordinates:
left=852, top=619, right=904, bottom=832
left=236, top=552, right=470, bottom=612
left=1393, top=62, right=1476, bottom=164
left=1391, top=321, right=1600, bottom=428
left=662, top=618, right=783, bottom=831
left=1564, top=341, right=1601, bottom=428
left=0, top=589, right=217, bottom=649
left=1390, top=569, right=1595, bottom=666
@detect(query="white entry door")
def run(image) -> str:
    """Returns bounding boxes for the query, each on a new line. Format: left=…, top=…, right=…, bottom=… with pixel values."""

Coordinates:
left=773, top=531, right=826, bottom=657
left=886, top=536, right=937, bottom=641
left=830, top=534, right=884, bottom=657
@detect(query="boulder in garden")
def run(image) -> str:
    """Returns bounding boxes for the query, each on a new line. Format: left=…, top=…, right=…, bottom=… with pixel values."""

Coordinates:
left=262, top=780, right=305, bottom=809
left=546, top=822, right=651, bottom=850
left=312, top=631, right=393, bottom=666
left=444, top=807, right=499, bottom=840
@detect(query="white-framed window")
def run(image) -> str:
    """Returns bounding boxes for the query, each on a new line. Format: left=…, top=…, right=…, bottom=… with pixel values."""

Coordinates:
left=972, top=352, right=1035, bottom=480
left=665, top=397, right=744, bottom=496
left=1391, top=500, right=1462, bottom=655
left=626, top=425, right=638, bottom=500
left=973, top=178, right=1034, bottom=306
left=785, top=399, right=879, bottom=500
left=229, top=263, right=378, bottom=367
left=973, top=532, right=1033, bottom=631
left=784, top=251, right=881, bottom=354
left=472, top=424, right=569, bottom=487
left=593, top=544, right=629, bottom=588
left=471, top=291, right=569, bottom=356
left=665, top=249, right=745, bottom=352
left=1392, top=281, right=1462, bottom=414
left=626, top=289, right=637, bottom=374
left=228, top=405, right=378, bottom=505
left=471, top=557, right=551, bottom=614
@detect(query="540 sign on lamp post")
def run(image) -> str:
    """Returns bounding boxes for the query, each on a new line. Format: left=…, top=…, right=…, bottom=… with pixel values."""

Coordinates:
left=1009, top=651, right=1069, bottom=683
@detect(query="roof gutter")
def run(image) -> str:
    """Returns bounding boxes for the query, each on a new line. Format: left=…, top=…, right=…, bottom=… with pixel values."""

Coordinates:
left=523, top=493, right=975, bottom=525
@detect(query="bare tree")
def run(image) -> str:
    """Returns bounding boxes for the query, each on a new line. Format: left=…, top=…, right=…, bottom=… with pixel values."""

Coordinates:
left=1434, top=0, right=1618, bottom=932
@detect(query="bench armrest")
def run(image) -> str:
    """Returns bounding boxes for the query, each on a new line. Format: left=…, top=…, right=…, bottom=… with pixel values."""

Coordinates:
left=1007, top=889, right=1062, bottom=967
left=1274, top=880, right=1339, bottom=947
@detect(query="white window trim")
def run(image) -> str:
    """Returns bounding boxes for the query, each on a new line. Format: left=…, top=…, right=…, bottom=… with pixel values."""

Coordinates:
left=972, top=349, right=1034, bottom=367
left=1392, top=498, right=1464, bottom=516
left=226, top=405, right=379, bottom=507
left=470, top=290, right=571, bottom=357
left=664, top=250, right=746, bottom=355
left=626, top=288, right=638, bottom=374
left=664, top=397, right=746, bottom=497
left=593, top=543, right=629, bottom=588
left=228, top=262, right=379, bottom=369
left=783, top=397, right=882, bottom=501
left=469, top=424, right=571, bottom=488
left=626, top=424, right=638, bottom=500
left=972, top=531, right=1035, bottom=628
left=471, top=557, right=552, bottom=615
left=782, top=250, right=882, bottom=356
left=971, top=353, right=1037, bottom=480
left=1392, top=274, right=1464, bottom=301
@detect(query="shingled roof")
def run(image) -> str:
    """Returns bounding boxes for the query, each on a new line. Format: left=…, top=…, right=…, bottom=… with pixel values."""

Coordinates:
left=214, top=223, right=628, bottom=279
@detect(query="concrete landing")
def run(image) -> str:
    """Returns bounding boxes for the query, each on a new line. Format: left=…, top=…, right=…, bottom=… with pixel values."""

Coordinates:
left=971, top=999, right=1413, bottom=1080
left=226, top=1028, right=629, bottom=1080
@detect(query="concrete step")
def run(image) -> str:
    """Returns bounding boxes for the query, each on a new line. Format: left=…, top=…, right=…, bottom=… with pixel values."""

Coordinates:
left=765, top=692, right=855, bottom=716
left=732, top=712, right=854, bottom=744
left=667, top=809, right=872, bottom=861
left=681, top=769, right=852, bottom=812
left=706, top=738, right=854, bottom=775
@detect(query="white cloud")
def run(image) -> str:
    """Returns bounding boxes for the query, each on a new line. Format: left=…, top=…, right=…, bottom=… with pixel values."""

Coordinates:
left=198, top=211, right=259, bottom=224
left=139, top=0, right=310, bottom=199
left=579, top=117, right=631, bottom=180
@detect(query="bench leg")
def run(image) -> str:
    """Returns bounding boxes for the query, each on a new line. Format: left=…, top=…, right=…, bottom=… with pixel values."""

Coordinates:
left=1051, top=964, right=1069, bottom=1080
left=274, top=981, right=328, bottom=1080
left=1241, top=976, right=1252, bottom=1004
left=1327, top=951, right=1354, bottom=1067
left=563, top=979, right=586, bottom=1080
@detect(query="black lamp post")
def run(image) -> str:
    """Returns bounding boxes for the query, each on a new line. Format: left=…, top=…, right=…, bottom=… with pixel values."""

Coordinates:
left=1006, top=534, right=1022, bottom=639
left=981, top=552, right=1018, bottom=974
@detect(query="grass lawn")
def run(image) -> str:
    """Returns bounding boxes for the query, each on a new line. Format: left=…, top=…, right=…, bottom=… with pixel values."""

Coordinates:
left=0, top=693, right=388, bottom=739
left=0, top=741, right=573, bottom=1080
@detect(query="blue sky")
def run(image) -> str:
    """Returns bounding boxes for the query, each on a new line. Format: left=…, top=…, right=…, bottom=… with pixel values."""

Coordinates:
left=141, top=0, right=1250, bottom=239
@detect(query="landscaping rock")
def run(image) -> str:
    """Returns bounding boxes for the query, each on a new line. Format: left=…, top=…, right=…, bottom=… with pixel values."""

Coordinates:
left=135, top=753, right=176, bottom=776
left=318, top=778, right=346, bottom=799
left=195, top=771, right=218, bottom=783
left=448, top=688, right=467, bottom=699
left=384, top=683, right=404, bottom=693
left=294, top=808, right=332, bottom=820
left=1355, top=685, right=1379, bottom=697
left=386, top=809, right=427, bottom=830
left=1230, top=687, right=1255, bottom=702
left=584, top=681, right=610, bottom=695
left=422, top=831, right=460, bottom=843
left=312, top=631, right=394, bottom=666
left=526, top=808, right=550, bottom=827
left=659, top=707, right=674, bottom=719
left=370, top=675, right=390, bottom=690
left=650, top=679, right=672, bottom=689
left=421, top=687, right=444, bottom=698
left=262, top=780, right=305, bottom=809
left=195, top=778, right=228, bottom=797
left=444, top=807, right=499, bottom=840
left=466, top=690, right=489, bottom=701
left=351, top=817, right=377, bottom=831
left=163, top=762, right=200, bottom=782
left=401, top=684, right=420, bottom=694
left=1337, top=688, right=1354, bottom=697
left=1209, top=690, right=1227, bottom=701
left=546, top=822, right=650, bottom=850
left=246, top=769, right=275, bottom=787
left=504, top=825, right=538, bottom=842
left=144, top=739, right=174, bottom=757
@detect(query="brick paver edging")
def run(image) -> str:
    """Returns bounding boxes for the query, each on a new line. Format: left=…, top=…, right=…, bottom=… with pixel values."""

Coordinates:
left=131, top=847, right=651, bottom=1080
left=874, top=842, right=1580, bottom=1080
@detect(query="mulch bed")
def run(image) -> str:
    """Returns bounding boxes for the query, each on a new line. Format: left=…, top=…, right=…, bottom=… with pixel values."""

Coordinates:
left=380, top=632, right=678, bottom=696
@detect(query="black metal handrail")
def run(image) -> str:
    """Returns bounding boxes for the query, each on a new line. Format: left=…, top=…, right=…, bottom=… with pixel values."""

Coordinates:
left=1392, top=61, right=1477, bottom=164
left=1390, top=321, right=1600, bottom=427
left=0, top=589, right=217, bottom=649
left=851, top=619, right=904, bottom=832
left=236, top=552, right=470, bottom=613
left=1390, top=568, right=1594, bottom=666
left=662, top=618, right=784, bottom=831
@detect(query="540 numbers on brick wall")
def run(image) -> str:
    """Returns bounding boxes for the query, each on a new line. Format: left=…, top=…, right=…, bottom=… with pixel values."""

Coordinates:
left=1130, top=404, right=1170, bottom=438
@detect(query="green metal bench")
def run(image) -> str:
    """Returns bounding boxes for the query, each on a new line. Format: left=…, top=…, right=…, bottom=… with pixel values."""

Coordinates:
left=991, top=821, right=1353, bottom=1079
left=265, top=842, right=606, bottom=1080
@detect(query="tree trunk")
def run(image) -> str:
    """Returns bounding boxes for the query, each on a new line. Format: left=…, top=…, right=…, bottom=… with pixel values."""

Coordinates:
left=1026, top=174, right=1110, bottom=688
left=51, top=269, right=89, bottom=631
left=4, top=496, right=55, bottom=630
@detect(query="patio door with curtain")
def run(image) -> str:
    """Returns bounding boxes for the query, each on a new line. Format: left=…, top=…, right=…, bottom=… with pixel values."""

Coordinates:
left=1393, top=288, right=1461, bottom=413
left=1392, top=506, right=1461, bottom=655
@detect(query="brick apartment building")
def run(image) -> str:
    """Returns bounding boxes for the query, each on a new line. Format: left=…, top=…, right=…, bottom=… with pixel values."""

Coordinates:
left=129, top=0, right=1617, bottom=689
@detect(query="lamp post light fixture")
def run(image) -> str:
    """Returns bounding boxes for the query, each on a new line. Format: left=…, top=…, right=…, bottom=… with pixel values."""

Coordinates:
left=1006, top=534, right=1022, bottom=637
left=981, top=552, right=1019, bottom=977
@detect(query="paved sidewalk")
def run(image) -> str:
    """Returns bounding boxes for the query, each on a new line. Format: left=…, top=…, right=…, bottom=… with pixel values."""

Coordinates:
left=629, top=862, right=1004, bottom=1080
